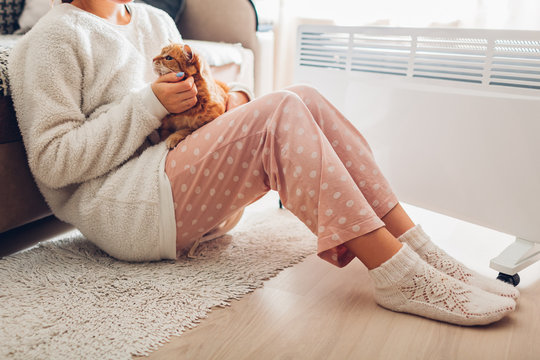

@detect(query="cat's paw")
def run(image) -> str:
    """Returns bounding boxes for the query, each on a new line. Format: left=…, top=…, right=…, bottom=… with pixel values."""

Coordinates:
left=166, top=137, right=181, bottom=149
left=165, top=133, right=187, bottom=149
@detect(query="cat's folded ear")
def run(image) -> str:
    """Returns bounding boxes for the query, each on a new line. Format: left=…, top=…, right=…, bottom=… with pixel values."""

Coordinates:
left=183, top=44, right=197, bottom=65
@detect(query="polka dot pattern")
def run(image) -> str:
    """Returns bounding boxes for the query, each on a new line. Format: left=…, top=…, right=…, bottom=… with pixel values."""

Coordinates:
left=164, top=86, right=398, bottom=269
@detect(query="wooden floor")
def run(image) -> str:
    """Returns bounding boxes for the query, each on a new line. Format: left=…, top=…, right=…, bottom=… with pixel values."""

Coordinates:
left=140, top=194, right=540, bottom=360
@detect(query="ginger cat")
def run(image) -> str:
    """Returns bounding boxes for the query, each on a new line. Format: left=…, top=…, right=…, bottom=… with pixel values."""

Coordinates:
left=152, top=43, right=229, bottom=149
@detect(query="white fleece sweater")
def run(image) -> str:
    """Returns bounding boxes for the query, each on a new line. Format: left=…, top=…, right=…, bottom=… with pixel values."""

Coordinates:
left=8, top=3, right=234, bottom=261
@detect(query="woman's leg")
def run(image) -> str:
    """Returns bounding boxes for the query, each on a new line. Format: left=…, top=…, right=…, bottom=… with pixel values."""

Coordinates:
left=280, top=85, right=418, bottom=266
left=284, top=85, right=414, bottom=237
left=285, top=85, right=518, bottom=299
left=165, top=89, right=515, bottom=325
left=165, top=90, right=391, bottom=268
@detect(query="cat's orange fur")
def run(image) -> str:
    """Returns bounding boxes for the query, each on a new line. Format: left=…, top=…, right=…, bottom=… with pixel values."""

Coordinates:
left=152, top=43, right=229, bottom=149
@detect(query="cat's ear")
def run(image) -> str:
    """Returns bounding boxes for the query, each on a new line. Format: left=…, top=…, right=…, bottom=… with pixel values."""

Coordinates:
left=183, top=44, right=196, bottom=65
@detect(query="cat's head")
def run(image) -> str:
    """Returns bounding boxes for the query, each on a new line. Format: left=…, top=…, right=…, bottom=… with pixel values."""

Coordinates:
left=152, top=43, right=201, bottom=77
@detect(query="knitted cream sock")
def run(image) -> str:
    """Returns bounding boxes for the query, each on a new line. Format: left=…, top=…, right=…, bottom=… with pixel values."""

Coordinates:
left=369, top=244, right=516, bottom=326
left=398, top=225, right=519, bottom=299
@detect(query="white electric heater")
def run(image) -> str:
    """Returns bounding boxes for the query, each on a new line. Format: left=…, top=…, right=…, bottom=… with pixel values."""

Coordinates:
left=294, top=25, right=540, bottom=280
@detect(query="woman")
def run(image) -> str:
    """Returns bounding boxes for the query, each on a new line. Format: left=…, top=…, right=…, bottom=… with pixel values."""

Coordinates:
left=8, top=0, right=518, bottom=326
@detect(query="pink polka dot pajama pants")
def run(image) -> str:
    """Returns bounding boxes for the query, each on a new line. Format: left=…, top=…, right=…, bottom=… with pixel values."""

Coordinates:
left=165, top=85, right=398, bottom=267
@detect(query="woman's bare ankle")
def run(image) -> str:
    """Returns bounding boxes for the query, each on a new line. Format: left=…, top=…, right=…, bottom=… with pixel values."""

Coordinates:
left=381, top=203, right=415, bottom=238
left=343, top=227, right=403, bottom=270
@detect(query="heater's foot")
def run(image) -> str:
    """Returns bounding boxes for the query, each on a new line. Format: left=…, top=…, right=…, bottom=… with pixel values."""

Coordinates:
left=490, top=237, right=540, bottom=275
left=496, top=272, right=520, bottom=286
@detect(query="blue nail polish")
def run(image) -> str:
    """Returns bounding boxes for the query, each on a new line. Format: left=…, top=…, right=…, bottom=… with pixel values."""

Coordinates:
left=176, top=72, right=184, bottom=77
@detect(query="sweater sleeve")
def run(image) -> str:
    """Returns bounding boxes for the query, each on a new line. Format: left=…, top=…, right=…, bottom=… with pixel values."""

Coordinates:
left=10, top=35, right=168, bottom=190
left=228, top=82, right=255, bottom=101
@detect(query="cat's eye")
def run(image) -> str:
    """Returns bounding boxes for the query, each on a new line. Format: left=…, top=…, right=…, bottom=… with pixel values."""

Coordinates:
left=165, top=55, right=173, bottom=61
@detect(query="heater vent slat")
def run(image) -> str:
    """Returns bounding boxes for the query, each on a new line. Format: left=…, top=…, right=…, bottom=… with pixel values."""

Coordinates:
left=297, top=26, right=540, bottom=92
left=412, top=34, right=486, bottom=82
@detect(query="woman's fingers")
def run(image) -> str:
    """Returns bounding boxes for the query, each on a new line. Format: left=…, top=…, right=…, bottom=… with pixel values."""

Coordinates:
left=157, top=71, right=185, bottom=83
left=172, top=77, right=197, bottom=99
left=151, top=74, right=198, bottom=113
left=176, top=93, right=199, bottom=113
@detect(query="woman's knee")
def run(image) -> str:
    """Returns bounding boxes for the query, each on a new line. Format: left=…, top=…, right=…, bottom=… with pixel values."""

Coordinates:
left=269, top=90, right=311, bottom=123
left=268, top=89, right=305, bottom=104
left=259, top=90, right=306, bottom=121
left=264, top=90, right=323, bottom=138
left=283, top=84, right=322, bottom=101
left=229, top=90, right=307, bottom=135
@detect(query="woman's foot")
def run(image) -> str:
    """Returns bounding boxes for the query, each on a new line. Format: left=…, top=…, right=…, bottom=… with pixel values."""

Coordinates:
left=369, top=244, right=516, bottom=326
left=398, top=225, right=520, bottom=300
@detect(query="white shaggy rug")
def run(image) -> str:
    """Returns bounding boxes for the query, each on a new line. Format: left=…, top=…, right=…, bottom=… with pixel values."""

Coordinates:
left=0, top=209, right=316, bottom=359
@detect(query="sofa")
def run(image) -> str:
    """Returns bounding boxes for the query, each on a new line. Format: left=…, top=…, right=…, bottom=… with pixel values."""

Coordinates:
left=0, top=0, right=259, bottom=256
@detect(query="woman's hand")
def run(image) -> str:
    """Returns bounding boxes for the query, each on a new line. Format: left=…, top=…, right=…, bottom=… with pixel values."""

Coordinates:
left=226, top=91, right=250, bottom=111
left=151, top=72, right=198, bottom=114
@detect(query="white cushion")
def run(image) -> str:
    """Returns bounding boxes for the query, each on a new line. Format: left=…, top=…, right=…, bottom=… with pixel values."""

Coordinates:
left=185, top=39, right=244, bottom=67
